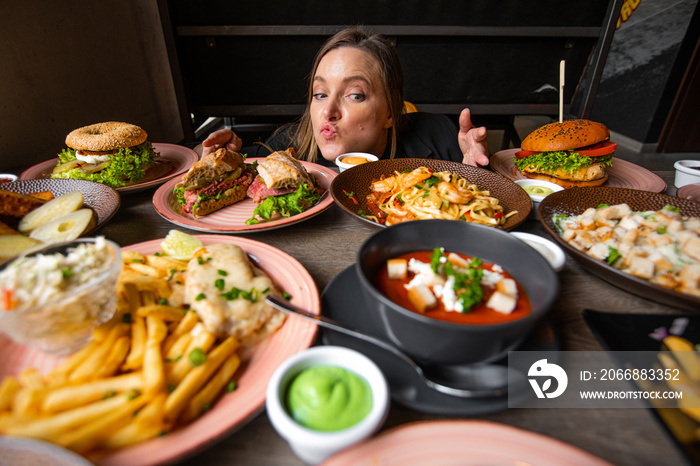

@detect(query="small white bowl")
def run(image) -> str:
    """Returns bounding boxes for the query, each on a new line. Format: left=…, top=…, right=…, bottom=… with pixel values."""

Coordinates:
left=0, top=173, right=18, bottom=183
left=674, top=160, right=700, bottom=188
left=510, top=232, right=566, bottom=272
left=513, top=179, right=564, bottom=220
left=334, top=153, right=379, bottom=172
left=266, top=346, right=389, bottom=464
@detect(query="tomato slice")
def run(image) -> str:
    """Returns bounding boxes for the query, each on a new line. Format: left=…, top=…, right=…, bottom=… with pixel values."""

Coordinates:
left=515, top=141, right=616, bottom=159
left=577, top=141, right=617, bottom=157
left=514, top=150, right=539, bottom=159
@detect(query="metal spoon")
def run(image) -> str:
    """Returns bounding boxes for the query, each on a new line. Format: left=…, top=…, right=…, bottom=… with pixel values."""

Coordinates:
left=266, top=295, right=515, bottom=399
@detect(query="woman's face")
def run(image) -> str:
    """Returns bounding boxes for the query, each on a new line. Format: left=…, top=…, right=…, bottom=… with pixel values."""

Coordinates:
left=310, top=47, right=393, bottom=161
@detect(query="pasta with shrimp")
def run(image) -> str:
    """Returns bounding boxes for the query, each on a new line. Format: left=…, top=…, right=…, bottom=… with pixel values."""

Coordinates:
left=365, top=167, right=516, bottom=227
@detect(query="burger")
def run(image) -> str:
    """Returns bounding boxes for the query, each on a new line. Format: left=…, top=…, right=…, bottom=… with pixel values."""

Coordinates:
left=174, top=148, right=256, bottom=217
left=245, top=148, right=320, bottom=225
left=52, top=122, right=160, bottom=189
left=513, top=119, right=616, bottom=188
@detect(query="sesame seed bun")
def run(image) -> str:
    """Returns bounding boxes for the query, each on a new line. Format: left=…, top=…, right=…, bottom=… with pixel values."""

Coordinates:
left=65, top=122, right=148, bottom=152
left=521, top=119, right=609, bottom=152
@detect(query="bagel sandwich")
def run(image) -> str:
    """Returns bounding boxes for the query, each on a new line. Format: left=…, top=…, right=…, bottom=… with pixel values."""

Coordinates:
left=52, top=122, right=159, bottom=189
left=245, top=148, right=320, bottom=225
left=175, top=148, right=256, bottom=217
left=513, top=119, right=616, bottom=188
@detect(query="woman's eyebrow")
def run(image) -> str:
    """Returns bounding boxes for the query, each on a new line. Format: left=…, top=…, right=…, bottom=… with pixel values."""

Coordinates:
left=313, top=75, right=371, bottom=86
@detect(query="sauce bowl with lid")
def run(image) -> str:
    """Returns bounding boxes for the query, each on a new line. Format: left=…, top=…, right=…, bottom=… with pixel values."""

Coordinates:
left=0, top=237, right=121, bottom=354
left=266, top=345, right=389, bottom=464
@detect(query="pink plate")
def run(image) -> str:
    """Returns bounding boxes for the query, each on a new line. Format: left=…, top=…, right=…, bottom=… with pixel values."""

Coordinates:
left=677, top=182, right=700, bottom=202
left=490, top=149, right=666, bottom=193
left=20, top=143, right=199, bottom=194
left=152, top=158, right=337, bottom=232
left=323, top=420, right=612, bottom=466
left=0, top=234, right=319, bottom=466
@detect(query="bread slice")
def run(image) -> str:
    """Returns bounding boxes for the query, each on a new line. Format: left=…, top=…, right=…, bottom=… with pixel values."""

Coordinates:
left=177, top=148, right=244, bottom=190
left=256, top=148, right=314, bottom=190
left=192, top=184, right=248, bottom=217
left=0, top=190, right=48, bottom=217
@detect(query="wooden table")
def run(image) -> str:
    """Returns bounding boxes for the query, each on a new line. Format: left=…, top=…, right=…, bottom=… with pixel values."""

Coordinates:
left=95, top=169, right=688, bottom=466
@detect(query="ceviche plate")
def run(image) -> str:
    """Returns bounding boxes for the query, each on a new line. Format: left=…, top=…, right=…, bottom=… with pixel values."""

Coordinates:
left=539, top=187, right=700, bottom=312
left=152, top=159, right=337, bottom=233
left=0, top=234, right=319, bottom=466
left=330, top=158, right=530, bottom=231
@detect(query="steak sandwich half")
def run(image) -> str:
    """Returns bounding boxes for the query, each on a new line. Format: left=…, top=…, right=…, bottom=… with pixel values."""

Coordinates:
left=175, top=148, right=256, bottom=217
left=245, top=148, right=321, bottom=225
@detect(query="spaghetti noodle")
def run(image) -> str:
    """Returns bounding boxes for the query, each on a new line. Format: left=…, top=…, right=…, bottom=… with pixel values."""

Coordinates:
left=365, top=167, right=516, bottom=227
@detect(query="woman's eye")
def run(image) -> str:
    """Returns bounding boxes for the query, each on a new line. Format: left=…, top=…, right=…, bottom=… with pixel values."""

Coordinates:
left=349, top=93, right=365, bottom=102
left=312, top=93, right=327, bottom=100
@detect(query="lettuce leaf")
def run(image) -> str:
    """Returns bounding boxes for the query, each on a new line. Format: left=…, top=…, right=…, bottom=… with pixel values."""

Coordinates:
left=245, top=184, right=321, bottom=225
left=513, top=150, right=613, bottom=175
left=51, top=142, right=159, bottom=189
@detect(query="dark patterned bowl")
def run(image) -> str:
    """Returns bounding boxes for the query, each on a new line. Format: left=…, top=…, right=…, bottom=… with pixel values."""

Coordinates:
left=330, top=158, right=531, bottom=231
left=1, top=179, right=121, bottom=234
left=539, top=186, right=700, bottom=312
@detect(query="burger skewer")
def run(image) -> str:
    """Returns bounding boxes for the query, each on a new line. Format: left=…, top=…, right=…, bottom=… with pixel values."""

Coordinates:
left=559, top=60, right=565, bottom=123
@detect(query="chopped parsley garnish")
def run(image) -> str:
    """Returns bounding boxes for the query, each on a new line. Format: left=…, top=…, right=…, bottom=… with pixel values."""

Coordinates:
left=429, top=247, right=484, bottom=313
left=606, top=247, right=622, bottom=265
left=220, top=287, right=260, bottom=303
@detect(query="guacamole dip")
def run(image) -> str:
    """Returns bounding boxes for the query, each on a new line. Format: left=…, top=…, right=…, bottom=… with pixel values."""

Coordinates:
left=286, top=365, right=372, bottom=431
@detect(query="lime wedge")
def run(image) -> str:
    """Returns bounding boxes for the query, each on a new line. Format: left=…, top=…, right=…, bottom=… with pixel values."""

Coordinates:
left=160, top=230, right=203, bottom=261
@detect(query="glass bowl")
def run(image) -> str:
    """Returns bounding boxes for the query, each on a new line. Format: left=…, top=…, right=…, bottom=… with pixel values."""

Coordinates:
left=0, top=237, right=122, bottom=354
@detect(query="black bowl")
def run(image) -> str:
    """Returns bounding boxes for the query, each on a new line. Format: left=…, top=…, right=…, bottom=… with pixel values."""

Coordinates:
left=355, top=220, right=559, bottom=366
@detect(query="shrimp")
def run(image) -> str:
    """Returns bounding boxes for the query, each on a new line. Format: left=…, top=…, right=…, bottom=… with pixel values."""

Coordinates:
left=385, top=197, right=416, bottom=225
left=437, top=182, right=474, bottom=204
left=371, top=169, right=432, bottom=193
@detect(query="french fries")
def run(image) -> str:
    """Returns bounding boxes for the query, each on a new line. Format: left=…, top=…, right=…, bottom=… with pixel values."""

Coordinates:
left=0, top=246, right=245, bottom=457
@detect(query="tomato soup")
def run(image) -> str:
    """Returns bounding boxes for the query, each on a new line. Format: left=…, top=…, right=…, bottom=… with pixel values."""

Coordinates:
left=373, top=250, right=531, bottom=324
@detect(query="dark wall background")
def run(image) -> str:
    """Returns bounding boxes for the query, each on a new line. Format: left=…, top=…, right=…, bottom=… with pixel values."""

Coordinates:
left=591, top=0, right=698, bottom=145
left=0, top=0, right=696, bottom=173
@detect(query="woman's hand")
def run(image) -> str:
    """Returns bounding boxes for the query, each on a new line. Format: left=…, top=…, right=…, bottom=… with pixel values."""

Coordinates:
left=201, top=129, right=242, bottom=157
left=458, top=108, right=490, bottom=167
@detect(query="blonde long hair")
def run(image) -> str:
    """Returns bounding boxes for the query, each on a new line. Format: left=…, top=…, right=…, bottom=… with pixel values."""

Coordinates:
left=292, top=27, right=405, bottom=163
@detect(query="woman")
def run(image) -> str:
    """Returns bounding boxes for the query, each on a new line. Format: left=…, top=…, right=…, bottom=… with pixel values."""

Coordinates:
left=202, top=27, right=489, bottom=167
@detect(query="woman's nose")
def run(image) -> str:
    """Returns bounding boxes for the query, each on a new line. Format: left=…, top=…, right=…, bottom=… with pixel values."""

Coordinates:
left=322, top=98, right=341, bottom=121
